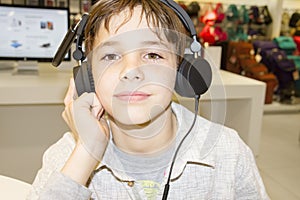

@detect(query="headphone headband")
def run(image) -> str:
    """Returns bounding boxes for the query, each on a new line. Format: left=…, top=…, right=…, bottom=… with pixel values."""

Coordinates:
left=160, top=0, right=197, bottom=37
left=160, top=0, right=201, bottom=53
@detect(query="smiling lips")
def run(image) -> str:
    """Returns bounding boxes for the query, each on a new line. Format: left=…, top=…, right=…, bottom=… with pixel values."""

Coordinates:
left=114, top=91, right=151, bottom=102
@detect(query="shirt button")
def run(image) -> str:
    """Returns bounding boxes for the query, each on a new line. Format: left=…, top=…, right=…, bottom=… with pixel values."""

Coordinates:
left=127, top=181, right=134, bottom=187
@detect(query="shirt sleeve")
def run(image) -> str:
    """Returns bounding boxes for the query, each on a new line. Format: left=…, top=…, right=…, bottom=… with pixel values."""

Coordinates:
left=234, top=139, right=270, bottom=200
left=38, top=172, right=91, bottom=200
left=26, top=132, right=92, bottom=200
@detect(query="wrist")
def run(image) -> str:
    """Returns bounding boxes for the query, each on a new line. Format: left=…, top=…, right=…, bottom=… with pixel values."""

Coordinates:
left=61, top=141, right=99, bottom=185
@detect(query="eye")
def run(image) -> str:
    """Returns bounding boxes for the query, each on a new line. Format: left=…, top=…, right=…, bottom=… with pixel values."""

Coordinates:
left=144, top=52, right=163, bottom=60
left=102, top=54, right=121, bottom=61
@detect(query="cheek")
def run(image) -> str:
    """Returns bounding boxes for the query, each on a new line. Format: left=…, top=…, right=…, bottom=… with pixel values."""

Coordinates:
left=93, top=68, right=118, bottom=112
left=144, top=63, right=177, bottom=90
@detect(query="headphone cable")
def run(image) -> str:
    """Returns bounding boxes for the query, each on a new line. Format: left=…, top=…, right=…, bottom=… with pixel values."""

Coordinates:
left=162, top=95, right=200, bottom=200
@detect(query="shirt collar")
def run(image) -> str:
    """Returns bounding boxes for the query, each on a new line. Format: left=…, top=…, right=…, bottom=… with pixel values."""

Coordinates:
left=167, top=102, right=222, bottom=180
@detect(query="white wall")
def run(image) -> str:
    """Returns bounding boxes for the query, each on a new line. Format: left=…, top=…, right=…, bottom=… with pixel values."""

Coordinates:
left=283, top=0, right=300, bottom=10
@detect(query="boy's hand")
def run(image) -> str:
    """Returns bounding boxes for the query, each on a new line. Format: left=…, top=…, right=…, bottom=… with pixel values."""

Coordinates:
left=62, top=78, right=110, bottom=162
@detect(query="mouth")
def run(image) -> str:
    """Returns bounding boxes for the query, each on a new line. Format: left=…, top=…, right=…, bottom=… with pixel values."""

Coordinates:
left=114, top=91, right=151, bottom=102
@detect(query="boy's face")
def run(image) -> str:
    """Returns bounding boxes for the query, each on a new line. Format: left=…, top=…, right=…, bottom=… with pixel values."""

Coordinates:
left=90, top=6, right=178, bottom=126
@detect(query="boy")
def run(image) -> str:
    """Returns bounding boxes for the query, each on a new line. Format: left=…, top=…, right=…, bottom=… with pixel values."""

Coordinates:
left=27, top=0, right=269, bottom=199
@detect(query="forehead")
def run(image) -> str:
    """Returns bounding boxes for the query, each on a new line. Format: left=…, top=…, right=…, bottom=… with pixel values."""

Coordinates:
left=93, top=6, right=169, bottom=49
left=106, top=6, right=149, bottom=36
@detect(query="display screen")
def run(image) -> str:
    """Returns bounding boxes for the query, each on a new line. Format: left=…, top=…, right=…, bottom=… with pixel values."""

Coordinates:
left=0, top=4, right=70, bottom=62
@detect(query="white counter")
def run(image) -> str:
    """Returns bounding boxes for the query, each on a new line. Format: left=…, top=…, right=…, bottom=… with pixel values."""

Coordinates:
left=0, top=66, right=71, bottom=105
left=0, top=175, right=31, bottom=199
left=0, top=63, right=266, bottom=183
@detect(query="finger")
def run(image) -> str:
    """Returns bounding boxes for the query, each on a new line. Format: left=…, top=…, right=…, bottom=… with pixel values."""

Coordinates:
left=64, top=78, right=76, bottom=106
left=62, top=106, right=79, bottom=138
left=74, top=92, right=103, bottom=119
left=75, top=92, right=93, bottom=106
left=74, top=92, right=97, bottom=116
left=99, top=118, right=110, bottom=138
left=91, top=94, right=104, bottom=118
left=62, top=105, right=73, bottom=128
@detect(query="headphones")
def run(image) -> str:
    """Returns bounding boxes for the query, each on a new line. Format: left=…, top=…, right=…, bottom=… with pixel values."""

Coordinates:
left=53, top=0, right=212, bottom=98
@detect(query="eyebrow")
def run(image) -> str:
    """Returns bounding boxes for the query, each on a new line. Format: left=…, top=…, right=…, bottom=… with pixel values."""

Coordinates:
left=99, top=40, right=119, bottom=48
left=141, top=40, right=170, bottom=48
left=99, top=40, right=170, bottom=49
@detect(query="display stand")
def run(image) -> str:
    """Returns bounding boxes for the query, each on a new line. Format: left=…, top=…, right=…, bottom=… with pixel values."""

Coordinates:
left=12, top=61, right=39, bottom=75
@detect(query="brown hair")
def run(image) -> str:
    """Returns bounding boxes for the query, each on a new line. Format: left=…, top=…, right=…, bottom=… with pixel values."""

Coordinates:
left=84, top=0, right=188, bottom=57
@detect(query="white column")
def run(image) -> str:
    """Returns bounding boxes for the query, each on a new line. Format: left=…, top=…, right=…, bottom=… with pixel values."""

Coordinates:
left=267, top=0, right=284, bottom=39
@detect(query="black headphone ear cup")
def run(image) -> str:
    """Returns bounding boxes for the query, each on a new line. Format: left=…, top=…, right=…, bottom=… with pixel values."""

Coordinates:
left=73, top=61, right=95, bottom=96
left=175, top=54, right=212, bottom=98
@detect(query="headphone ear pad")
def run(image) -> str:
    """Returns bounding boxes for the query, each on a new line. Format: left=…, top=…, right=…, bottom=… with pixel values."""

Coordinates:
left=175, top=54, right=212, bottom=98
left=73, top=62, right=95, bottom=96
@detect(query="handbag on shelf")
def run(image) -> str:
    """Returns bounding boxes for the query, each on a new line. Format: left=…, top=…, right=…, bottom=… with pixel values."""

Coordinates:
left=244, top=63, right=269, bottom=78
left=199, top=25, right=227, bottom=45
left=245, top=65, right=278, bottom=104
left=199, top=24, right=216, bottom=45
left=289, top=12, right=300, bottom=27
left=187, top=1, right=201, bottom=17
left=236, top=26, right=248, bottom=41
left=293, top=36, right=300, bottom=52
left=214, top=26, right=227, bottom=42
left=238, top=55, right=264, bottom=72
left=273, top=36, right=297, bottom=55
left=267, top=49, right=295, bottom=73
left=238, top=55, right=278, bottom=104
left=214, top=3, right=225, bottom=23
left=265, top=49, right=296, bottom=103
left=261, top=6, right=273, bottom=25
left=249, top=6, right=259, bottom=24
left=226, top=4, right=239, bottom=22
left=252, top=40, right=278, bottom=53
left=238, top=5, right=250, bottom=25
left=287, top=55, right=300, bottom=68
left=287, top=55, right=300, bottom=97
left=249, top=6, right=272, bottom=25
left=226, top=41, right=254, bottom=74
left=257, top=73, right=278, bottom=104
left=200, top=3, right=217, bottom=25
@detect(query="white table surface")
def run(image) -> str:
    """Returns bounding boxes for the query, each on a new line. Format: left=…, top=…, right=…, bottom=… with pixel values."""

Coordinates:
left=0, top=175, right=30, bottom=199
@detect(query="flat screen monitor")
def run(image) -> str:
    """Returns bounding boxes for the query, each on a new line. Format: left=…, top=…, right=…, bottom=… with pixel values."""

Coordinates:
left=0, top=4, right=70, bottom=64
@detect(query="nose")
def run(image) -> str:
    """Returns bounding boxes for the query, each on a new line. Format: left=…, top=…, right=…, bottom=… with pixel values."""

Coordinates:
left=119, top=54, right=144, bottom=81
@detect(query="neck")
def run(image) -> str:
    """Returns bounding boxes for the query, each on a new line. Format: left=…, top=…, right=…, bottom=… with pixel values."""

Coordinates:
left=109, top=104, right=177, bottom=155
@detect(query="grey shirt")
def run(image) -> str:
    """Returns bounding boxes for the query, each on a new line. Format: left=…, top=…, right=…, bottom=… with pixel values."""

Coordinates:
left=27, top=102, right=270, bottom=200
left=112, top=139, right=174, bottom=182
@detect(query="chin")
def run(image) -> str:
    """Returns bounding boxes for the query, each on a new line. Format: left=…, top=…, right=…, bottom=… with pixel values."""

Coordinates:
left=115, top=117, right=150, bottom=127
left=110, top=103, right=167, bottom=126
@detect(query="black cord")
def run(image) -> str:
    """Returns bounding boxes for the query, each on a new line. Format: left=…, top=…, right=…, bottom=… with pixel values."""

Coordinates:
left=162, top=95, right=200, bottom=200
